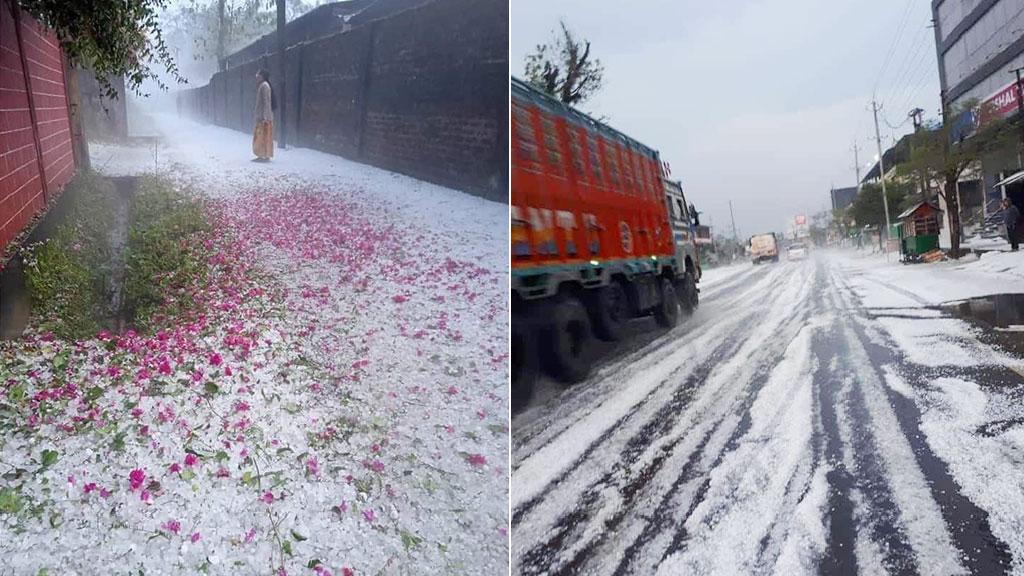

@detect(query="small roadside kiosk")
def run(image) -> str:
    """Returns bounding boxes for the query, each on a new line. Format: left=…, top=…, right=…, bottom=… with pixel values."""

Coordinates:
left=896, top=201, right=942, bottom=263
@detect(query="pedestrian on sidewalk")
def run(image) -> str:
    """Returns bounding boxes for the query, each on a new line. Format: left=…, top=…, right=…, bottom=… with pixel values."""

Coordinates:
left=252, top=69, right=274, bottom=162
left=1003, top=197, right=1021, bottom=251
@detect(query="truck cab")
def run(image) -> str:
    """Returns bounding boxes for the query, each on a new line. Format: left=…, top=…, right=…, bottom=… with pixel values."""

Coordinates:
left=663, top=179, right=702, bottom=284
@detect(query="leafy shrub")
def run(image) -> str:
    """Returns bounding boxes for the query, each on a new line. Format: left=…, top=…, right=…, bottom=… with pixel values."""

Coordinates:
left=123, top=176, right=211, bottom=329
left=21, top=171, right=116, bottom=339
left=21, top=171, right=210, bottom=339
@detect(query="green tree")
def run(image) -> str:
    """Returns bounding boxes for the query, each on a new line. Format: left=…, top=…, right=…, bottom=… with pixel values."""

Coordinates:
left=895, top=101, right=1016, bottom=257
left=524, top=20, right=604, bottom=105
left=162, top=0, right=321, bottom=78
left=849, top=180, right=914, bottom=229
left=16, top=0, right=183, bottom=98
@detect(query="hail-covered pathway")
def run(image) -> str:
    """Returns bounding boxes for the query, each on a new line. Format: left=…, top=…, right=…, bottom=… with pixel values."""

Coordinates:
left=0, top=114, right=509, bottom=575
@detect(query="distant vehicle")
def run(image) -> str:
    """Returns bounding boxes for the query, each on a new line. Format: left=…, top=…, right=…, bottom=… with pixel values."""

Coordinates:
left=787, top=242, right=808, bottom=260
left=750, top=233, right=780, bottom=264
left=510, top=77, right=702, bottom=411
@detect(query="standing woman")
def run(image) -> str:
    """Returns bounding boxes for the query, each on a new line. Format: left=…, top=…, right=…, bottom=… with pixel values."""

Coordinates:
left=252, top=69, right=274, bottom=162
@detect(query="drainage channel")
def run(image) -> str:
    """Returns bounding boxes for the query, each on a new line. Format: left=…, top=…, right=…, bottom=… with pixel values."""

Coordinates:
left=0, top=175, right=137, bottom=340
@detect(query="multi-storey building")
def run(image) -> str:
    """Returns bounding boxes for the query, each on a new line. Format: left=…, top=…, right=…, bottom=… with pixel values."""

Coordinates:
left=933, top=0, right=1024, bottom=216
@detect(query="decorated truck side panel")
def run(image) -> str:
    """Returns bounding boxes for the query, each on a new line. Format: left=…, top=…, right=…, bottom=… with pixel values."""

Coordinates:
left=511, top=77, right=701, bottom=410
left=511, top=93, right=671, bottom=281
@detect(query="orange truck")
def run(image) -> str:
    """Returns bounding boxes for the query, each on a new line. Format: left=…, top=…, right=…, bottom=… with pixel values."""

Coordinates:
left=511, top=77, right=701, bottom=410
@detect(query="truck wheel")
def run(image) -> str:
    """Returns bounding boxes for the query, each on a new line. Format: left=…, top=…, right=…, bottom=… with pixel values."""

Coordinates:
left=653, top=278, right=679, bottom=328
left=540, top=296, right=592, bottom=383
left=511, top=320, right=536, bottom=414
left=589, top=283, right=629, bottom=341
left=678, top=271, right=698, bottom=315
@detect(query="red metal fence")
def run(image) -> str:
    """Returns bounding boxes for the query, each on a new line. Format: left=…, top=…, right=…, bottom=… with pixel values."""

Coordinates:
left=0, top=0, right=76, bottom=255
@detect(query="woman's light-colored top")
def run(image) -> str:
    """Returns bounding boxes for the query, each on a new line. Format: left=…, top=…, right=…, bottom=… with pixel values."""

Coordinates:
left=254, top=81, right=273, bottom=123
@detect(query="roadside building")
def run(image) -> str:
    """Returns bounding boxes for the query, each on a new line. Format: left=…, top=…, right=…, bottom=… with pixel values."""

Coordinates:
left=933, top=0, right=1024, bottom=220
left=830, top=186, right=858, bottom=212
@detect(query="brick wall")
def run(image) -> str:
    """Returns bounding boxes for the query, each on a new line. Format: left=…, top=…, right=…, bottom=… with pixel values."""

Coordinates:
left=178, top=0, right=507, bottom=202
left=0, top=0, right=76, bottom=255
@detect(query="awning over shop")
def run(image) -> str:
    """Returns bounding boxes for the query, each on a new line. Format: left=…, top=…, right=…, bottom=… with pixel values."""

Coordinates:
left=994, top=170, right=1024, bottom=189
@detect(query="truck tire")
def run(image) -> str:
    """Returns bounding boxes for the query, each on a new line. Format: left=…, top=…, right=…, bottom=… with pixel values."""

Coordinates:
left=511, top=320, right=537, bottom=414
left=678, top=271, right=698, bottom=315
left=539, top=296, right=592, bottom=383
left=653, top=278, right=679, bottom=328
left=588, top=282, right=629, bottom=341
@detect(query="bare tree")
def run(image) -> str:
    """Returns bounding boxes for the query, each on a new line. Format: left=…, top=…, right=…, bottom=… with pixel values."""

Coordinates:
left=525, top=20, right=604, bottom=105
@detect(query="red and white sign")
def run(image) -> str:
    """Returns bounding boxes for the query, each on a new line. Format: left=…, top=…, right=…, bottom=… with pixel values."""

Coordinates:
left=979, top=79, right=1023, bottom=125
left=795, top=214, right=807, bottom=226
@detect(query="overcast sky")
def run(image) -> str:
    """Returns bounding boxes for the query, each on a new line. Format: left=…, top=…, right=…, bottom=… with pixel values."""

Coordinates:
left=511, top=0, right=941, bottom=237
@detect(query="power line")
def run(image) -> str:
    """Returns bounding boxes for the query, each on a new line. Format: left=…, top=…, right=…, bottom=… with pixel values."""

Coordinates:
left=873, top=0, right=917, bottom=94
left=883, top=22, right=932, bottom=99
left=888, top=42, right=934, bottom=108
left=893, top=61, right=940, bottom=115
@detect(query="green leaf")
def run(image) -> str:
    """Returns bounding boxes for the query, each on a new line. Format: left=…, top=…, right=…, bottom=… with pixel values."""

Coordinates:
left=290, top=529, right=307, bottom=542
left=400, top=530, right=422, bottom=551
left=52, top=351, right=70, bottom=372
left=487, top=423, right=509, bottom=436
left=203, top=382, right=219, bottom=395
left=421, top=476, right=437, bottom=494
left=8, top=385, right=25, bottom=403
left=282, top=540, right=293, bottom=557
left=85, top=387, right=104, bottom=402
left=306, top=559, right=321, bottom=569
left=241, top=471, right=255, bottom=486
left=214, top=451, right=229, bottom=462
left=40, top=449, right=59, bottom=469
left=0, top=488, right=24, bottom=514
left=180, top=470, right=196, bottom=481
left=283, top=403, right=301, bottom=414
left=112, top=432, right=127, bottom=452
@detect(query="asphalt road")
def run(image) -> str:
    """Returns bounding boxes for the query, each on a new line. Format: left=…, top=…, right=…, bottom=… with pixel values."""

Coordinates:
left=511, top=255, right=1024, bottom=575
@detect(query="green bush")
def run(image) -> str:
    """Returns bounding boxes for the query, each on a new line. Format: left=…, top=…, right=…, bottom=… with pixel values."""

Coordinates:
left=22, top=171, right=116, bottom=339
left=21, top=171, right=210, bottom=339
left=123, top=175, right=211, bottom=329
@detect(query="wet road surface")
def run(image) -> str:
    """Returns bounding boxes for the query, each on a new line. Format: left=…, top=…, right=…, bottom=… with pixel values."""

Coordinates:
left=511, top=256, right=1024, bottom=575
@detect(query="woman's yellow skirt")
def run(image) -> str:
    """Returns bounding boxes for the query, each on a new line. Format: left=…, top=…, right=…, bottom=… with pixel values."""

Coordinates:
left=253, top=121, right=274, bottom=159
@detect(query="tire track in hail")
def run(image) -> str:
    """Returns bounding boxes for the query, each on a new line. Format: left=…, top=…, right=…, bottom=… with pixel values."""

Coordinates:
left=630, top=262, right=824, bottom=575
left=512, top=264, right=785, bottom=465
left=514, top=265, right=816, bottom=575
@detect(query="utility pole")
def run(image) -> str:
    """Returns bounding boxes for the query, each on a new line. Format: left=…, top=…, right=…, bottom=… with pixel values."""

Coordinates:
left=852, top=142, right=862, bottom=188
left=871, top=99, right=893, bottom=257
left=1010, top=67, right=1024, bottom=168
left=909, top=107, right=928, bottom=199
left=728, top=200, right=738, bottom=243
left=276, top=0, right=287, bottom=149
